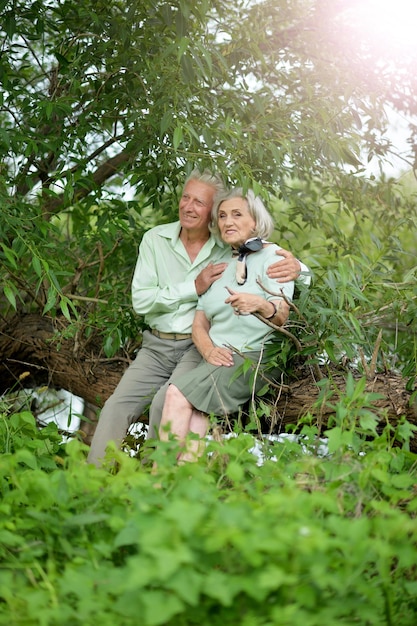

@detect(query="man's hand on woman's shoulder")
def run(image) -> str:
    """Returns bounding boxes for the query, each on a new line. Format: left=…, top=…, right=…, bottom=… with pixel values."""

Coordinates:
left=266, top=248, right=301, bottom=283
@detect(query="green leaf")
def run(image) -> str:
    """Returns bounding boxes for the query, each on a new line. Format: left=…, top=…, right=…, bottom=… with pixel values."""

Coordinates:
left=226, top=460, right=244, bottom=482
left=4, top=284, right=16, bottom=309
left=173, top=125, right=183, bottom=149
left=390, top=473, right=415, bottom=489
left=160, top=110, right=172, bottom=135
left=3, top=11, right=16, bottom=38
left=205, top=570, right=235, bottom=605
left=63, top=512, right=109, bottom=527
left=1, top=243, right=18, bottom=269
left=180, top=54, right=195, bottom=82
left=178, top=36, right=190, bottom=59
left=371, top=468, right=389, bottom=484
left=359, top=412, right=378, bottom=434
left=43, top=286, right=57, bottom=314
left=103, top=334, right=116, bottom=357
left=32, top=256, right=43, bottom=277
left=54, top=51, right=70, bottom=66
left=142, top=591, right=183, bottom=626
left=60, top=297, right=72, bottom=321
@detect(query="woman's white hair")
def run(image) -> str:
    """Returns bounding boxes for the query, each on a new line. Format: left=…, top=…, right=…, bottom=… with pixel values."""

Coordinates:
left=210, top=188, right=275, bottom=240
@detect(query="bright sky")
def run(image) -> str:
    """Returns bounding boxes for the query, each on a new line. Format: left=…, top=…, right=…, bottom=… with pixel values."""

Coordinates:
left=336, top=0, right=417, bottom=176
left=343, top=0, right=417, bottom=57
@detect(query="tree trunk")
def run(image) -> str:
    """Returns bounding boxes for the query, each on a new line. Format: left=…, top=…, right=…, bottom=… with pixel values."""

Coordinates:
left=1, top=313, right=416, bottom=451
left=1, top=314, right=125, bottom=404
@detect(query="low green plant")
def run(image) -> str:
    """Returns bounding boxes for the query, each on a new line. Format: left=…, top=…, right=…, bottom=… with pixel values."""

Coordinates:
left=0, top=410, right=63, bottom=469
left=0, top=404, right=416, bottom=626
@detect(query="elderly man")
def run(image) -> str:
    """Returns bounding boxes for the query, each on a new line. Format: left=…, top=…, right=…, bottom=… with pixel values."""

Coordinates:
left=87, top=169, right=309, bottom=466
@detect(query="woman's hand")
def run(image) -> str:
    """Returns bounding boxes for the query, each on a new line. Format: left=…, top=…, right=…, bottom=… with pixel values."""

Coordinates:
left=225, top=287, right=267, bottom=316
left=225, top=287, right=289, bottom=325
left=192, top=310, right=234, bottom=366
left=204, top=346, right=234, bottom=367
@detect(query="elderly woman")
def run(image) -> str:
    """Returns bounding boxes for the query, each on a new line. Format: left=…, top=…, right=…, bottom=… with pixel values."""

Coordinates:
left=158, top=188, right=294, bottom=462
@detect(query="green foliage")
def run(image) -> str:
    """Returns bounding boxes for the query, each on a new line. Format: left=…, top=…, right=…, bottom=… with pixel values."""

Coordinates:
left=0, top=410, right=64, bottom=469
left=0, top=405, right=416, bottom=625
left=0, top=0, right=416, bottom=373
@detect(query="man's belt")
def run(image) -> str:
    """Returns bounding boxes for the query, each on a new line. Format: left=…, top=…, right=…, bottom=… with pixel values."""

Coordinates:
left=151, top=329, right=192, bottom=341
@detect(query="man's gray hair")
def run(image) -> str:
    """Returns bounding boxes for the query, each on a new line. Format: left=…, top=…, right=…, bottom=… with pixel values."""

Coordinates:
left=185, top=168, right=226, bottom=196
left=210, top=188, right=275, bottom=240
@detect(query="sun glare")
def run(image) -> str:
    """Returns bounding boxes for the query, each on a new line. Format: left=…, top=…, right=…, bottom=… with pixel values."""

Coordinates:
left=345, top=0, right=417, bottom=57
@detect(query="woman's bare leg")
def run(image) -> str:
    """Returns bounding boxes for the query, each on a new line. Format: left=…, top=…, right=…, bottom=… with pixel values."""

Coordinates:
left=178, top=409, right=209, bottom=463
left=159, top=384, right=193, bottom=443
left=159, top=385, right=208, bottom=462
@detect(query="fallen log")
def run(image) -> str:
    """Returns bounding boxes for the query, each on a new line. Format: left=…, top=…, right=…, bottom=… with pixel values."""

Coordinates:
left=1, top=313, right=416, bottom=451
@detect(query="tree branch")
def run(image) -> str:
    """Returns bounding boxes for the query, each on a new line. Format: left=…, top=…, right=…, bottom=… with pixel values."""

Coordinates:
left=43, top=150, right=132, bottom=215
